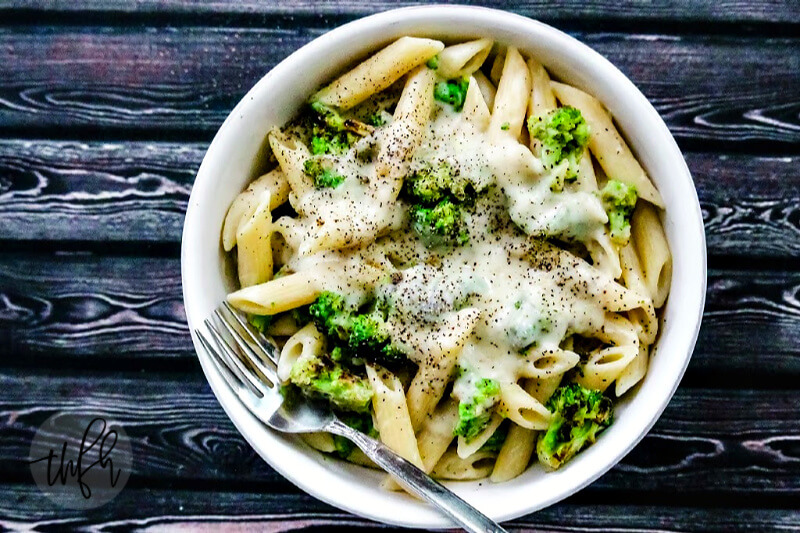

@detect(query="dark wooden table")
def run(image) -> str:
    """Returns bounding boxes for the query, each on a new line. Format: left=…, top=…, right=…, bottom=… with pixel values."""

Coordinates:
left=0, top=1, right=798, bottom=531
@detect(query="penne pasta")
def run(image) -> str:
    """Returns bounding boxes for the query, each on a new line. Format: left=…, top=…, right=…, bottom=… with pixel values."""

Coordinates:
left=489, top=46, right=531, bottom=141
left=236, top=190, right=273, bottom=288
left=436, top=38, right=493, bottom=79
left=227, top=270, right=320, bottom=316
left=551, top=81, right=664, bottom=207
left=312, top=37, right=444, bottom=110
left=472, top=70, right=497, bottom=109
left=631, top=202, right=672, bottom=308
left=222, top=168, right=289, bottom=251
left=366, top=364, right=424, bottom=469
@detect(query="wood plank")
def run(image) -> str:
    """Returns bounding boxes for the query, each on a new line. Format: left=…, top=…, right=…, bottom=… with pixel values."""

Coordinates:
left=1, top=486, right=798, bottom=532
left=1, top=0, right=798, bottom=25
left=1, top=141, right=799, bottom=258
left=1, top=253, right=798, bottom=374
left=0, top=28, right=797, bottom=146
left=0, top=369, right=799, bottom=497
left=0, top=140, right=198, bottom=242
left=1, top=486, right=799, bottom=533
left=0, top=254, right=189, bottom=359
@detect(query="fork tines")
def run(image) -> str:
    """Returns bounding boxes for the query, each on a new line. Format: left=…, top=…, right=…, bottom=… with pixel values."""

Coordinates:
left=196, top=303, right=281, bottom=396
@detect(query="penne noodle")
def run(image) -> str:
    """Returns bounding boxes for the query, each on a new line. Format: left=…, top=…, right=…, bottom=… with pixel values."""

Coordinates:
left=436, top=38, right=493, bottom=79
left=462, top=76, right=492, bottom=130
left=222, top=168, right=289, bottom=251
left=631, top=202, right=672, bottom=308
left=236, top=190, right=274, bottom=288
left=551, top=81, right=664, bottom=207
left=227, top=270, right=320, bottom=316
left=367, top=364, right=424, bottom=469
left=312, top=37, right=444, bottom=110
left=472, top=70, right=497, bottom=109
left=489, top=46, right=531, bottom=141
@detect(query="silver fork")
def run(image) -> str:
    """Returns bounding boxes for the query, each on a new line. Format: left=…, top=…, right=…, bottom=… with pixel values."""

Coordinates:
left=196, top=302, right=508, bottom=533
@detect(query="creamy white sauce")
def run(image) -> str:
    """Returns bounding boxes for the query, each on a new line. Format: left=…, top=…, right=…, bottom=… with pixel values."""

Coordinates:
left=290, top=95, right=620, bottom=392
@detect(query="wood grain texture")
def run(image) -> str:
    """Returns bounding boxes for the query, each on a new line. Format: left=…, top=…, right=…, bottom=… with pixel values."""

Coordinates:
left=0, top=140, right=198, bottom=242
left=1, top=0, right=798, bottom=25
left=0, top=28, right=797, bottom=146
left=1, top=369, right=799, bottom=496
left=2, top=486, right=798, bottom=532
left=2, top=141, right=799, bottom=258
left=2, top=253, right=799, bottom=371
left=0, top=254, right=188, bottom=359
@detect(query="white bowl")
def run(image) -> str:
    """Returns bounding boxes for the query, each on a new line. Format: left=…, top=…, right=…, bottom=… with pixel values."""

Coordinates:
left=182, top=6, right=706, bottom=528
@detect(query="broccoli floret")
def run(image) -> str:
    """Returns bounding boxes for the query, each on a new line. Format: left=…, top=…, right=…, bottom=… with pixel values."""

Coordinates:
left=434, top=77, right=470, bottom=111
left=410, top=200, right=469, bottom=248
left=454, top=377, right=501, bottom=442
left=426, top=55, right=439, bottom=70
left=479, top=422, right=509, bottom=453
left=307, top=101, right=372, bottom=155
left=247, top=314, right=272, bottom=334
left=403, top=161, right=478, bottom=206
left=536, top=383, right=613, bottom=470
left=303, top=158, right=345, bottom=189
left=333, top=412, right=378, bottom=459
left=308, top=292, right=407, bottom=367
left=599, top=179, right=638, bottom=244
left=288, top=352, right=373, bottom=413
left=309, top=291, right=351, bottom=340
left=367, top=111, right=389, bottom=127
left=527, top=106, right=590, bottom=187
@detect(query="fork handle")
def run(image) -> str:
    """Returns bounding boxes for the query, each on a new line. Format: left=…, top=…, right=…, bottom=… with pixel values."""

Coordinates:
left=326, top=419, right=508, bottom=533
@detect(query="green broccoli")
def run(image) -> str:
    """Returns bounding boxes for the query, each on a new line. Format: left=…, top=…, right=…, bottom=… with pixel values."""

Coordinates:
left=308, top=292, right=407, bottom=367
left=527, top=106, right=590, bottom=188
left=426, top=55, right=440, bottom=70
left=599, top=179, right=638, bottom=244
left=536, top=383, right=613, bottom=470
left=303, top=158, right=345, bottom=189
left=410, top=199, right=469, bottom=248
left=288, top=352, right=373, bottom=412
left=479, top=422, right=509, bottom=453
left=403, top=161, right=478, bottom=206
left=454, top=376, right=501, bottom=442
left=349, top=314, right=407, bottom=365
left=367, top=110, right=389, bottom=127
left=434, top=77, right=470, bottom=111
left=333, top=412, right=379, bottom=459
left=247, top=314, right=272, bottom=334
left=307, top=101, right=372, bottom=155
left=309, top=291, right=351, bottom=341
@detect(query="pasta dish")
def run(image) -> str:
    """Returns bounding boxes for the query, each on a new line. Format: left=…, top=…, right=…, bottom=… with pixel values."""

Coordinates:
left=220, top=36, right=672, bottom=483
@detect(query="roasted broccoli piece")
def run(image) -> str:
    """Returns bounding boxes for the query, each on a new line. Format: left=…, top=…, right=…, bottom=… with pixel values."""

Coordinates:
left=410, top=199, right=469, bottom=248
left=403, top=161, right=478, bottom=206
left=303, top=158, right=345, bottom=189
left=309, top=291, right=351, bottom=341
left=536, top=383, right=613, bottom=470
left=348, top=314, right=405, bottom=364
left=454, top=376, right=501, bottom=442
left=527, top=106, right=590, bottom=187
left=599, top=179, right=638, bottom=244
left=308, top=292, right=407, bottom=367
left=332, top=412, right=379, bottom=459
left=434, top=77, right=470, bottom=111
left=288, top=352, right=373, bottom=413
left=247, top=314, right=272, bottom=334
left=307, top=101, right=373, bottom=155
